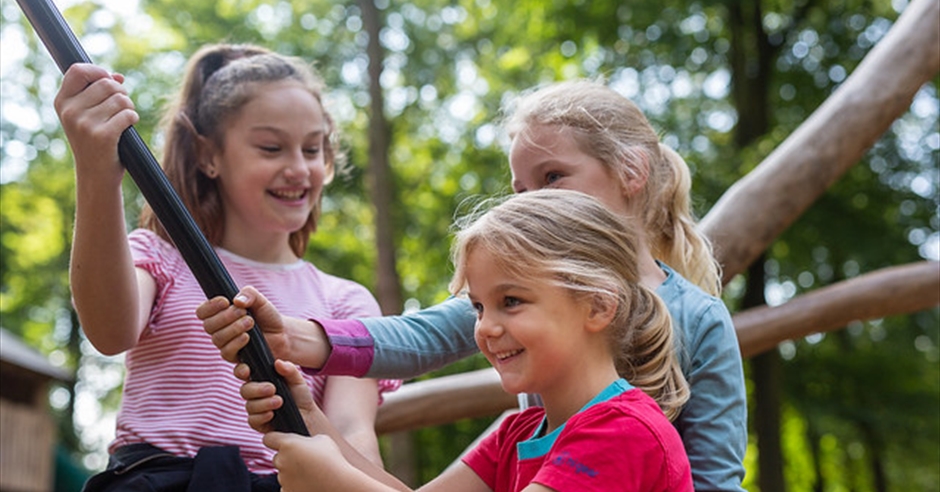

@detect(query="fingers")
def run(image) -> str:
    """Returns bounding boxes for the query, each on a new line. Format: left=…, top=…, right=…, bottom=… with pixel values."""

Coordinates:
left=55, top=64, right=138, bottom=175
left=232, top=286, right=262, bottom=309
left=56, top=64, right=112, bottom=103
left=263, top=431, right=290, bottom=451
left=241, top=373, right=281, bottom=433
left=233, top=362, right=252, bottom=382
left=274, top=359, right=315, bottom=409
left=56, top=64, right=137, bottom=133
left=198, top=295, right=252, bottom=363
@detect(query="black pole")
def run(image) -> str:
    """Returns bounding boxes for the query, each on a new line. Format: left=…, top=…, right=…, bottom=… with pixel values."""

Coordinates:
left=16, top=0, right=309, bottom=436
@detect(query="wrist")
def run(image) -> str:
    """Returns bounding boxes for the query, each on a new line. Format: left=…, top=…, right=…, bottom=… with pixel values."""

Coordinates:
left=291, top=319, right=331, bottom=369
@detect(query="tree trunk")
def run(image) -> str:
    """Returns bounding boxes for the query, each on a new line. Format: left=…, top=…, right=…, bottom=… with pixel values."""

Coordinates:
left=360, top=0, right=403, bottom=316
left=360, top=0, right=410, bottom=482
left=746, top=258, right=786, bottom=492
left=735, top=261, right=940, bottom=358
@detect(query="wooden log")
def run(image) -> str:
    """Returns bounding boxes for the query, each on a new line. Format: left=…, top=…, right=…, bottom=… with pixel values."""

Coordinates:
left=735, top=261, right=940, bottom=358
left=700, top=0, right=940, bottom=283
left=375, top=367, right=516, bottom=435
left=375, top=262, right=939, bottom=434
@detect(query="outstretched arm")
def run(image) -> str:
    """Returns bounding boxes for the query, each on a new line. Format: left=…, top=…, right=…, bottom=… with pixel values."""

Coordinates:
left=199, top=288, right=480, bottom=379
left=58, top=63, right=150, bottom=355
left=239, top=360, right=409, bottom=491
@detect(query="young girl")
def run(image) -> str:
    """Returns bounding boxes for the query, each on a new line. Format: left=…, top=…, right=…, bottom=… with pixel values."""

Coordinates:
left=55, top=43, right=396, bottom=490
left=237, top=189, right=693, bottom=491
left=201, top=79, right=746, bottom=490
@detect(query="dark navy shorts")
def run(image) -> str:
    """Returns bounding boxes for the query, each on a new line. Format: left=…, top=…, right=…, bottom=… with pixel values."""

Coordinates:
left=81, top=443, right=279, bottom=492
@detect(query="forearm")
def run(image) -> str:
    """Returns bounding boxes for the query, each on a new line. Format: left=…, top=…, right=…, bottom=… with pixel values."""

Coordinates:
left=69, top=179, right=144, bottom=355
left=321, top=376, right=383, bottom=467
left=313, top=297, right=479, bottom=379
left=363, top=297, right=479, bottom=379
left=304, top=408, right=410, bottom=491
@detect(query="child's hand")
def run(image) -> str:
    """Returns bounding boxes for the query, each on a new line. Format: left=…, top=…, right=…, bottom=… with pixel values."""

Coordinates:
left=264, top=432, right=349, bottom=492
left=236, top=359, right=319, bottom=435
left=54, top=63, right=138, bottom=188
left=197, top=286, right=291, bottom=363
left=197, top=286, right=331, bottom=368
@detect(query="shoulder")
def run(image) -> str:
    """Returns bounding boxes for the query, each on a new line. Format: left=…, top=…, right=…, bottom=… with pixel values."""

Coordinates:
left=656, top=262, right=734, bottom=343
left=128, top=229, right=174, bottom=255
left=302, top=265, right=382, bottom=318
left=489, top=408, right=546, bottom=446
left=563, top=390, right=687, bottom=467
left=548, top=391, right=691, bottom=489
left=573, top=389, right=677, bottom=438
left=127, top=229, right=187, bottom=277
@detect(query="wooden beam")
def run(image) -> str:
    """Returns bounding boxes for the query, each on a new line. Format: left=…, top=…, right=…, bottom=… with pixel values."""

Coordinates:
left=700, top=0, right=940, bottom=283
left=375, top=262, right=939, bottom=434
left=735, top=261, right=940, bottom=358
left=375, top=367, right=516, bottom=435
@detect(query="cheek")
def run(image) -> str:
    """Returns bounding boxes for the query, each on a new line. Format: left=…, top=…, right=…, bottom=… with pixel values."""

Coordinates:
left=309, top=159, right=329, bottom=187
left=473, top=324, right=484, bottom=347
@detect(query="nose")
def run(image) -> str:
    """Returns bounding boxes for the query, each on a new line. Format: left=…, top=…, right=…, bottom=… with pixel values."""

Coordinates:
left=475, top=310, right=504, bottom=339
left=282, top=149, right=311, bottom=181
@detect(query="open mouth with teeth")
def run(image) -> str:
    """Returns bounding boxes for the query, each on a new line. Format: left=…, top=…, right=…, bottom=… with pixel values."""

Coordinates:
left=494, top=348, right=524, bottom=361
left=269, top=189, right=308, bottom=201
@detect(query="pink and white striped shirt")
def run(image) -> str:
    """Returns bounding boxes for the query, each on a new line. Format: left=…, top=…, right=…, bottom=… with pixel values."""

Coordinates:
left=109, top=229, right=397, bottom=474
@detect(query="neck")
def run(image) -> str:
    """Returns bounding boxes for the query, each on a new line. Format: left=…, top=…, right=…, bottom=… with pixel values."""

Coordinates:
left=636, top=232, right=666, bottom=290
left=539, top=362, right=619, bottom=434
left=221, top=231, right=298, bottom=264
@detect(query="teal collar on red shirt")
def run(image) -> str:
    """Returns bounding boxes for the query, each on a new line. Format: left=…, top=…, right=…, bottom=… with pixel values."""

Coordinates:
left=517, top=378, right=634, bottom=460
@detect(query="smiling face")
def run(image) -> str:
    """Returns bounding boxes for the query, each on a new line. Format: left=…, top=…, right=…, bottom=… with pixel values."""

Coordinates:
left=509, top=124, right=633, bottom=220
left=465, top=247, right=600, bottom=398
left=208, top=80, right=328, bottom=260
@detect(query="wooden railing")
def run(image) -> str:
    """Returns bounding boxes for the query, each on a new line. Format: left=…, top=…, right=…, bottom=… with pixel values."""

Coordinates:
left=376, top=261, right=939, bottom=435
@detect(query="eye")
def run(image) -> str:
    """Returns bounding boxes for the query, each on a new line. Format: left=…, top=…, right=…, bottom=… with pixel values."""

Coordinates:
left=545, top=171, right=563, bottom=186
left=259, top=145, right=281, bottom=154
left=503, top=296, right=522, bottom=308
left=471, top=302, right=484, bottom=318
left=303, top=146, right=322, bottom=157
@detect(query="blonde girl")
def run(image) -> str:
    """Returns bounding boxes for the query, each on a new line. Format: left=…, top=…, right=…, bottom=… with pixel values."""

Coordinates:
left=235, top=189, right=693, bottom=491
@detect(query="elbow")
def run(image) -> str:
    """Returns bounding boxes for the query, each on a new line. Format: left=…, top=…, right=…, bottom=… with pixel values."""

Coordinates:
left=84, top=331, right=134, bottom=356
left=76, top=315, right=138, bottom=356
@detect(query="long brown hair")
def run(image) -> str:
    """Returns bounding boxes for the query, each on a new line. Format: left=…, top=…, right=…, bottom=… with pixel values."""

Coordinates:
left=139, top=43, right=342, bottom=257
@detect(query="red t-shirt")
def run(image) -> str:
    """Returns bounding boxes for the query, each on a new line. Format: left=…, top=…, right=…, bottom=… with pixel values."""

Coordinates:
left=463, top=380, right=692, bottom=491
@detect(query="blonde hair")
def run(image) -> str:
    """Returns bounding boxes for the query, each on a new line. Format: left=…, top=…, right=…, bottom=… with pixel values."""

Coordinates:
left=503, top=79, right=722, bottom=296
left=449, top=189, right=689, bottom=420
left=139, top=43, right=343, bottom=257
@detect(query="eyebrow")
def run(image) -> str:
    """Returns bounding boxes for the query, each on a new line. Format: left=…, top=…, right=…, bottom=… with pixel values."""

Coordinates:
left=249, top=126, right=325, bottom=139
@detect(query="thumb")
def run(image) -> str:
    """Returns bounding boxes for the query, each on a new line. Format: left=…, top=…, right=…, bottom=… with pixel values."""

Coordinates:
left=274, top=359, right=313, bottom=408
left=263, top=431, right=290, bottom=451
left=236, top=287, right=283, bottom=334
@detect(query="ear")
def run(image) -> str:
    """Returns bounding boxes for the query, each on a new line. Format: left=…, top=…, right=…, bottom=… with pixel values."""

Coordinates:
left=584, top=294, right=618, bottom=333
left=618, top=153, right=650, bottom=198
left=196, top=135, right=220, bottom=178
